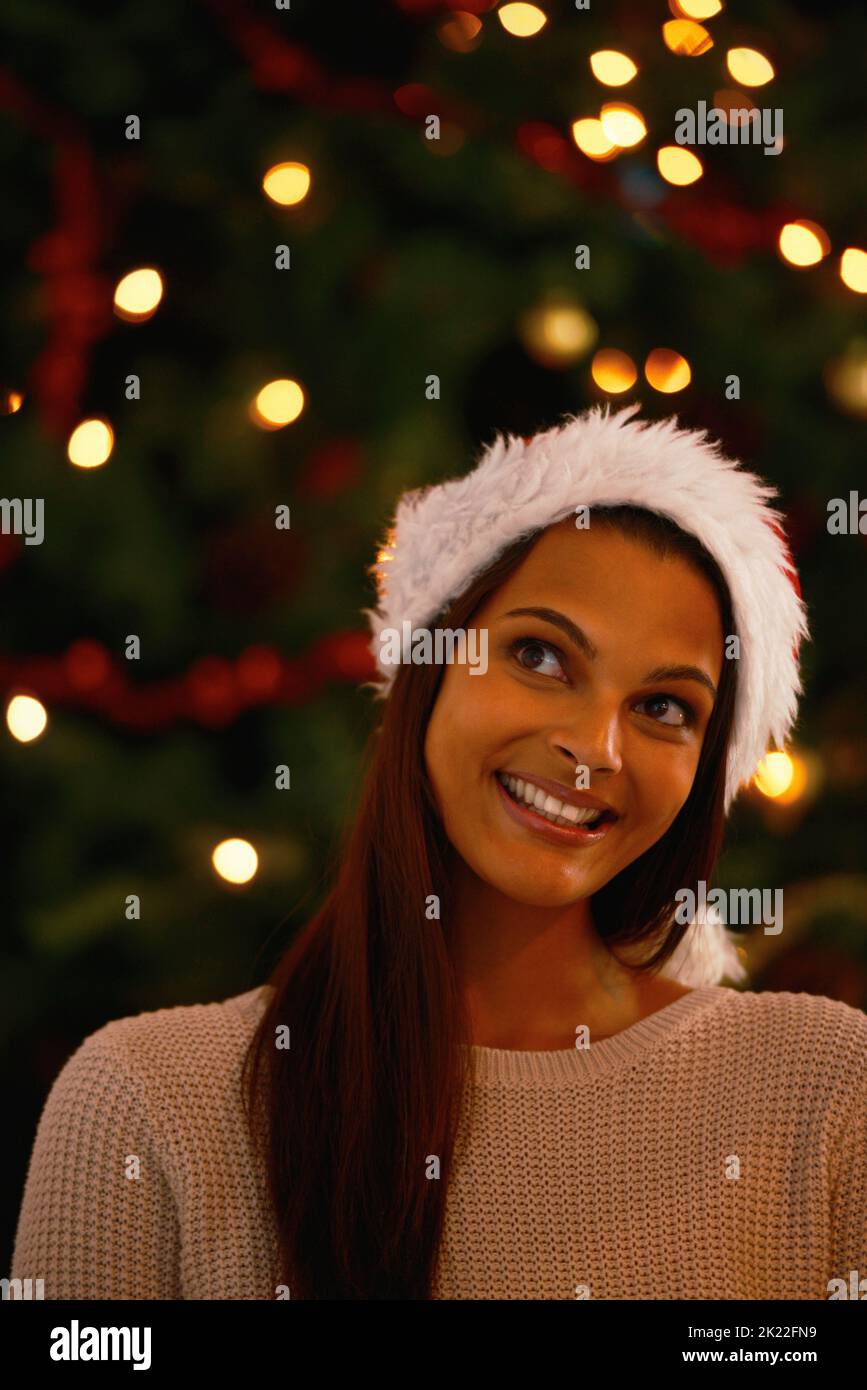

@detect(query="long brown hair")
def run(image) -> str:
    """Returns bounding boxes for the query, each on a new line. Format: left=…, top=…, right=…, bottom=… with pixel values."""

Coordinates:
left=243, top=505, right=738, bottom=1298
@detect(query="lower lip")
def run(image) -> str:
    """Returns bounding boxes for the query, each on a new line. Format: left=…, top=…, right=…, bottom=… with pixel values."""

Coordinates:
left=494, top=775, right=618, bottom=846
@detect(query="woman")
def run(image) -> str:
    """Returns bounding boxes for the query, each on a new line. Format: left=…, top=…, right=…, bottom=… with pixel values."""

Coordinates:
left=11, top=405, right=866, bottom=1300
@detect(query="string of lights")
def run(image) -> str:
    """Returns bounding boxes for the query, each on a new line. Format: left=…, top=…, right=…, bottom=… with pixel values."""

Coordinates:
left=3, top=0, right=863, bottom=860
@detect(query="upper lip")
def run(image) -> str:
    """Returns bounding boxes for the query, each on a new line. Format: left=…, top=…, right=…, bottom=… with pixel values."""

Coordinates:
left=498, top=769, right=620, bottom=818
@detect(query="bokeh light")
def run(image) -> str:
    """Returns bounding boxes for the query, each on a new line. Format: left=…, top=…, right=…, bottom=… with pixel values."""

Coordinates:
left=212, top=838, right=258, bottom=885
left=251, top=379, right=305, bottom=428
left=520, top=301, right=598, bottom=366
left=778, top=220, right=830, bottom=267
left=570, top=117, right=618, bottom=160
left=711, top=89, right=757, bottom=126
left=754, top=751, right=795, bottom=798
left=437, top=11, right=482, bottom=51
left=824, top=341, right=867, bottom=417
left=589, top=51, right=638, bottom=86
left=656, top=146, right=703, bottom=185
left=662, top=19, right=713, bottom=56
left=67, top=418, right=114, bottom=468
left=591, top=349, right=638, bottom=393
left=497, top=3, right=547, bottom=37
left=726, top=47, right=774, bottom=86
left=599, top=103, right=647, bottom=148
left=113, top=268, right=164, bottom=322
left=6, top=694, right=48, bottom=744
left=645, top=348, right=692, bottom=393
left=262, top=162, right=311, bottom=206
left=840, top=248, right=867, bottom=293
left=669, top=0, right=722, bottom=17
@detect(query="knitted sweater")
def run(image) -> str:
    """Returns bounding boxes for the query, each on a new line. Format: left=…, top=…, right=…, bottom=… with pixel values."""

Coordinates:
left=10, top=983, right=867, bottom=1300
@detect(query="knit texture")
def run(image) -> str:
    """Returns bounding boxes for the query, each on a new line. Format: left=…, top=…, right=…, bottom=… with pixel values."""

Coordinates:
left=11, top=984, right=867, bottom=1300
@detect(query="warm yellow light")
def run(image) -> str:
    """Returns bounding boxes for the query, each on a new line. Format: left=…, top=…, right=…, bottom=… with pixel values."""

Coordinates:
left=726, top=47, right=774, bottom=86
left=591, top=349, right=638, bottom=394
left=67, top=418, right=114, bottom=468
left=252, top=379, right=305, bottom=429
left=3, top=390, right=24, bottom=414
left=775, top=755, right=810, bottom=805
left=262, top=162, right=311, bottom=206
left=656, top=145, right=703, bottom=185
left=212, top=837, right=258, bottom=885
left=113, top=268, right=164, bottom=321
left=778, top=221, right=829, bottom=268
left=570, top=117, right=618, bottom=159
left=497, top=2, right=547, bottom=37
left=520, top=301, right=598, bottom=366
left=374, top=527, right=397, bottom=581
left=754, top=751, right=795, bottom=799
left=645, top=348, right=692, bottom=393
left=599, top=103, right=647, bottom=148
left=6, top=694, right=48, bottom=743
left=589, top=50, right=638, bottom=86
left=840, top=248, right=867, bottom=294
left=662, top=19, right=713, bottom=56
left=670, top=0, right=722, bottom=17
left=824, top=342, right=867, bottom=418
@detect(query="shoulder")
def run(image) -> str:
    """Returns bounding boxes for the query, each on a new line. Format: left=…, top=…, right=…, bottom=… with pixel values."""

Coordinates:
left=44, top=985, right=274, bottom=1146
left=708, top=984, right=867, bottom=1054
left=702, top=985, right=867, bottom=1110
left=78, top=984, right=272, bottom=1072
left=13, top=987, right=275, bottom=1297
left=74, top=982, right=273, bottom=1088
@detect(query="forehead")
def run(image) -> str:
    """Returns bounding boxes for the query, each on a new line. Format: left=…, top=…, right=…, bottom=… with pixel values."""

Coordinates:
left=480, top=519, right=724, bottom=670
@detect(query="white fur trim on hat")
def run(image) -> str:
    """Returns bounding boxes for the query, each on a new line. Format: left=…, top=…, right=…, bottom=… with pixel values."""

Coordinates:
left=362, top=404, right=808, bottom=986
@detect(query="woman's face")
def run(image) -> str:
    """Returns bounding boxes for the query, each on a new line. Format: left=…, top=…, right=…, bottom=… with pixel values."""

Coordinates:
left=423, top=519, right=725, bottom=907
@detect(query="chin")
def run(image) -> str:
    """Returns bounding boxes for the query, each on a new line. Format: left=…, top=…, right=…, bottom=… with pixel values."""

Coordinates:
left=474, top=855, right=611, bottom=906
left=501, top=881, right=597, bottom=908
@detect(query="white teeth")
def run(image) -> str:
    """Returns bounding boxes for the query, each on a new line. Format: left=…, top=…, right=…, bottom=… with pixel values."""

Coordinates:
left=498, top=774, right=606, bottom=828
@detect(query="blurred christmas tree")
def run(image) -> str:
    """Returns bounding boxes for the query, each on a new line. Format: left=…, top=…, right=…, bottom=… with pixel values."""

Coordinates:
left=2, top=0, right=866, bottom=1252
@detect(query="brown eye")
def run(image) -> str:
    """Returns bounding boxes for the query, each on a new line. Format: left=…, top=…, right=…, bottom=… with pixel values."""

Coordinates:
left=511, top=637, right=567, bottom=681
left=636, top=694, right=694, bottom=727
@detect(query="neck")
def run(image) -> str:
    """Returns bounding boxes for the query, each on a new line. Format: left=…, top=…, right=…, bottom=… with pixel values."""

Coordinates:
left=447, top=857, right=689, bottom=1050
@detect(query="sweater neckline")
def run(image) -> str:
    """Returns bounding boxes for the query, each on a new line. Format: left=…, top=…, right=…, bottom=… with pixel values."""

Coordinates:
left=461, top=985, right=730, bottom=1085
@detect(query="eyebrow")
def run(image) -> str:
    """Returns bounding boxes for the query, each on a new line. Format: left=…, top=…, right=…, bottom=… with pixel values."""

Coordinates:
left=501, top=606, right=718, bottom=700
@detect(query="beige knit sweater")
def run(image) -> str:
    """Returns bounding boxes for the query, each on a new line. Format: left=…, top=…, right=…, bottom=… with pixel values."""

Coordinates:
left=10, top=983, right=867, bottom=1300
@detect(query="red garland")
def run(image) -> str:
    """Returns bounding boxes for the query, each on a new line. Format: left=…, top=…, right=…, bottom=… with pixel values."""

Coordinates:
left=0, top=68, right=112, bottom=436
left=0, top=633, right=376, bottom=731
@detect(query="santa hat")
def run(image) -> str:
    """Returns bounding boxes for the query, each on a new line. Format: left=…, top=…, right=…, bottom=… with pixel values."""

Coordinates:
left=362, top=404, right=809, bottom=986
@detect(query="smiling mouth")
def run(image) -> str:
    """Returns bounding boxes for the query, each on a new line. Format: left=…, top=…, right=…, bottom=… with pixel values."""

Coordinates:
left=495, top=771, right=618, bottom=831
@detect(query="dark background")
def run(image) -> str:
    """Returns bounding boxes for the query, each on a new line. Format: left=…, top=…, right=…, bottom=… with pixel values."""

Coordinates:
left=2, top=0, right=865, bottom=1267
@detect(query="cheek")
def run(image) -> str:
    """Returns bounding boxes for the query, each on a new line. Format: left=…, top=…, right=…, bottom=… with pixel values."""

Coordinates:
left=427, top=674, right=490, bottom=760
left=424, top=682, right=473, bottom=805
left=424, top=675, right=507, bottom=822
left=630, top=741, right=702, bottom=837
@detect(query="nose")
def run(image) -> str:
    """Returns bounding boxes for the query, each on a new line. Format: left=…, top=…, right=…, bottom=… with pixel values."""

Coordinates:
left=549, top=697, right=624, bottom=780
